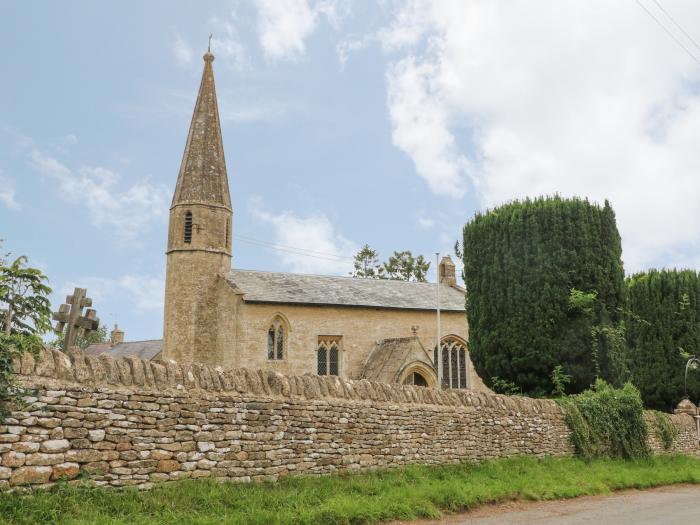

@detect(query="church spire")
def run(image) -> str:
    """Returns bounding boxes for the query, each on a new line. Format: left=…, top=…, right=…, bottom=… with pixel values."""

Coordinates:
left=171, top=48, right=231, bottom=209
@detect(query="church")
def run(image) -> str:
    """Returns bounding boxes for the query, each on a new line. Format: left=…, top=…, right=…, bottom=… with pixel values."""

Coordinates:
left=89, top=49, right=487, bottom=393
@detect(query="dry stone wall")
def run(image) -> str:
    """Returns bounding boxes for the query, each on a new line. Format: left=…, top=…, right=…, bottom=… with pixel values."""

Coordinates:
left=0, top=348, right=696, bottom=490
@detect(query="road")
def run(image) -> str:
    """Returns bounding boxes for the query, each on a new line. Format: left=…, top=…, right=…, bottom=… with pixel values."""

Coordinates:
left=395, top=485, right=700, bottom=525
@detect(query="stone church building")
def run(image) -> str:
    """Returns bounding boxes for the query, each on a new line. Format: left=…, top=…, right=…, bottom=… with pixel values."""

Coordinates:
left=89, top=49, right=487, bottom=392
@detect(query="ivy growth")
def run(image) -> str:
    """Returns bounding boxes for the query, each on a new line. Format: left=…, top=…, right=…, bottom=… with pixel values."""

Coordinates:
left=558, top=380, right=649, bottom=460
left=652, top=410, right=679, bottom=450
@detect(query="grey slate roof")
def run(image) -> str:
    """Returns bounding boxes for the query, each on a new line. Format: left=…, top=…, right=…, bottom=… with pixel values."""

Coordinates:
left=224, top=269, right=466, bottom=311
left=85, top=340, right=162, bottom=361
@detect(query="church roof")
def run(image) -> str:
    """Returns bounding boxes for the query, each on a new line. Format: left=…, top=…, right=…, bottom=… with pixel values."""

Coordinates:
left=85, top=340, right=162, bottom=361
left=361, top=337, right=433, bottom=383
left=224, top=269, right=466, bottom=311
left=171, top=50, right=231, bottom=209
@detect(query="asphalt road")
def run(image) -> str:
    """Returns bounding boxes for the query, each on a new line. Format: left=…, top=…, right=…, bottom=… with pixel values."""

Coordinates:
left=402, top=485, right=700, bottom=525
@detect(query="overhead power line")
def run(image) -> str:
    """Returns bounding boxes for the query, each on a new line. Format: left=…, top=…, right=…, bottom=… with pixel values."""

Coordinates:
left=652, top=0, right=700, bottom=53
left=233, top=234, right=355, bottom=262
left=635, top=0, right=700, bottom=66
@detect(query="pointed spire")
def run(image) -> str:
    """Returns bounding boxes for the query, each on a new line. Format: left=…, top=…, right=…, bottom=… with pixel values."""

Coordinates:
left=171, top=47, right=231, bottom=209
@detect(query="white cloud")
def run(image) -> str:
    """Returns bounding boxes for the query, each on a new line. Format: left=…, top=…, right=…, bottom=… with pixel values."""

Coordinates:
left=380, top=0, right=700, bottom=271
left=387, top=57, right=470, bottom=197
left=255, top=0, right=318, bottom=61
left=0, top=172, right=20, bottom=210
left=248, top=197, right=357, bottom=274
left=29, top=149, right=169, bottom=240
left=253, top=0, right=348, bottom=61
left=173, top=33, right=193, bottom=67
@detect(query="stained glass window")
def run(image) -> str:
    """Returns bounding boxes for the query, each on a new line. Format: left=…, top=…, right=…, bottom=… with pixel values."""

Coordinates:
left=329, top=344, right=339, bottom=376
left=435, top=338, right=469, bottom=390
left=317, top=337, right=341, bottom=376
left=267, top=327, right=275, bottom=359
left=317, top=345, right=327, bottom=375
left=267, top=317, right=286, bottom=360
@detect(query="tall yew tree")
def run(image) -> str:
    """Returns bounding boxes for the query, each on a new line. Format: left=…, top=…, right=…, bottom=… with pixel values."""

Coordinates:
left=626, top=269, right=700, bottom=410
left=462, top=196, right=625, bottom=396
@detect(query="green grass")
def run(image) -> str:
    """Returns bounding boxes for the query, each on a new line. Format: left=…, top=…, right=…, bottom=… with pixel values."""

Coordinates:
left=2, top=455, right=700, bottom=525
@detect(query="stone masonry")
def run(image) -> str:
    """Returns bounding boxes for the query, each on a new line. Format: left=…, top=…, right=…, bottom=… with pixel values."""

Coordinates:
left=0, top=347, right=697, bottom=491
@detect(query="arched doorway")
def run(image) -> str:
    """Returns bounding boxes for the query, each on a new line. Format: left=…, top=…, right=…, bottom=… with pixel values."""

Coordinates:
left=402, top=371, right=429, bottom=387
left=398, top=362, right=437, bottom=387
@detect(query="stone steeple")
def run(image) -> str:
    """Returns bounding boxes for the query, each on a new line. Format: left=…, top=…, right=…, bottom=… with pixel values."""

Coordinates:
left=163, top=49, right=233, bottom=366
left=171, top=50, right=231, bottom=209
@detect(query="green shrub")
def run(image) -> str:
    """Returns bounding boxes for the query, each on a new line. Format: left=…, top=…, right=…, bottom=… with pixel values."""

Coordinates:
left=559, top=380, right=649, bottom=460
left=652, top=411, right=679, bottom=450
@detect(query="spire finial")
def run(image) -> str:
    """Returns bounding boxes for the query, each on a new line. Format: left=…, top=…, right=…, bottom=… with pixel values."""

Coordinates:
left=204, top=34, right=215, bottom=62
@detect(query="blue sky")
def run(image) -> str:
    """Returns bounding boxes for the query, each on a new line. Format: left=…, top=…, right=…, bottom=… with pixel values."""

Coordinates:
left=2, top=1, right=700, bottom=341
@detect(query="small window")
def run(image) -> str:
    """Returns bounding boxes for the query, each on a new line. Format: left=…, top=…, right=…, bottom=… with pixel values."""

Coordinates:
left=225, top=218, right=230, bottom=248
left=267, top=317, right=285, bottom=360
left=317, top=336, right=341, bottom=376
left=184, top=211, right=193, bottom=243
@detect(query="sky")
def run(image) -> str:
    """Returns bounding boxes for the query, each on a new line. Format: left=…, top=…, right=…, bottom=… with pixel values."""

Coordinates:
left=2, top=0, right=700, bottom=342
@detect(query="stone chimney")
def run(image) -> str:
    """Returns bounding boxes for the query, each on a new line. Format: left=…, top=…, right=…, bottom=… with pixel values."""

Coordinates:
left=438, top=255, right=457, bottom=287
left=110, top=324, right=124, bottom=346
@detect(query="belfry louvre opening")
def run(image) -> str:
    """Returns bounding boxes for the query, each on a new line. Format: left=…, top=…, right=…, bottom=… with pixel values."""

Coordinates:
left=184, top=211, right=193, bottom=243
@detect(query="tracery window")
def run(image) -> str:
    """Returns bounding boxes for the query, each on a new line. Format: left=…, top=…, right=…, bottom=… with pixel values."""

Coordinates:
left=267, top=317, right=286, bottom=360
left=433, top=337, right=469, bottom=389
left=317, top=336, right=341, bottom=376
left=184, top=211, right=193, bottom=243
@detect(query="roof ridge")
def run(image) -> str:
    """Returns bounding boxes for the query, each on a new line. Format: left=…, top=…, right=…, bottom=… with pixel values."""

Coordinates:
left=230, top=268, right=443, bottom=286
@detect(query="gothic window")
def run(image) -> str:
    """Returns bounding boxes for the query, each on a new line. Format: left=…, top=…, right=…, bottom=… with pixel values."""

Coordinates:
left=434, top=337, right=469, bottom=389
left=184, top=211, right=193, bottom=243
left=317, top=336, right=341, bottom=376
left=267, top=317, right=285, bottom=360
left=225, top=218, right=230, bottom=248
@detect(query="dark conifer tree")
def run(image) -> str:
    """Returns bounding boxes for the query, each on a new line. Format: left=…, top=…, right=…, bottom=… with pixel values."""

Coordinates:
left=462, top=196, right=625, bottom=396
left=626, top=269, right=700, bottom=410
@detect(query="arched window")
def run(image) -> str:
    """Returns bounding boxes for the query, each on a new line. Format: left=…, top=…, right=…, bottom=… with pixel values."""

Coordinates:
left=434, top=337, right=469, bottom=389
left=184, top=211, right=193, bottom=243
left=225, top=218, right=230, bottom=248
left=267, top=317, right=285, bottom=360
left=317, top=336, right=341, bottom=376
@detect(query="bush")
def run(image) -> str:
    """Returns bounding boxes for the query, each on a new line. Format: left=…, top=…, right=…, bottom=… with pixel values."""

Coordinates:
left=462, top=196, right=626, bottom=396
left=652, top=411, right=679, bottom=450
left=559, top=380, right=649, bottom=460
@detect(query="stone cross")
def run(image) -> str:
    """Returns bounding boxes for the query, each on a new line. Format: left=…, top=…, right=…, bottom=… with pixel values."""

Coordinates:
left=52, top=287, right=99, bottom=351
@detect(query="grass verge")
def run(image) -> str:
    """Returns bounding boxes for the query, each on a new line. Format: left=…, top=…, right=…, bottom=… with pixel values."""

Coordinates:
left=1, top=455, right=700, bottom=525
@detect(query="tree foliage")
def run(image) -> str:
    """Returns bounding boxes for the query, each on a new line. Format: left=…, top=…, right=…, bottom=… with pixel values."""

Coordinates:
left=625, top=269, right=700, bottom=410
left=350, top=244, right=380, bottom=279
left=380, top=250, right=430, bottom=282
left=1, top=255, right=52, bottom=336
left=0, top=247, right=52, bottom=422
left=350, top=246, right=431, bottom=282
left=49, top=324, right=109, bottom=351
left=462, top=196, right=625, bottom=396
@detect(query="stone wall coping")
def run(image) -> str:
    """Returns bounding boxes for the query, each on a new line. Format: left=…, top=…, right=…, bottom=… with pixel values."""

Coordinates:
left=12, top=347, right=563, bottom=415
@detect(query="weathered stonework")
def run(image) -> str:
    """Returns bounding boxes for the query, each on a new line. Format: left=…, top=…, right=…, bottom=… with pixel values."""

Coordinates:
left=0, top=348, right=696, bottom=491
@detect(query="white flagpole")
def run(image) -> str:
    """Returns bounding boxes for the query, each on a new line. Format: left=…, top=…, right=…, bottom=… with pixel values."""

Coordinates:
left=436, top=252, right=442, bottom=389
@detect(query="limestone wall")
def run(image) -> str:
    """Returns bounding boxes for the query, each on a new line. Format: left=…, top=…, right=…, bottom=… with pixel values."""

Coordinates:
left=0, top=348, right=696, bottom=490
